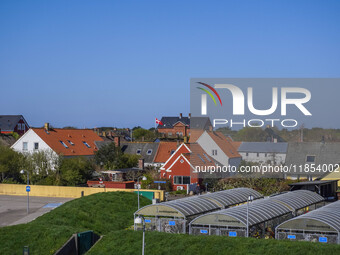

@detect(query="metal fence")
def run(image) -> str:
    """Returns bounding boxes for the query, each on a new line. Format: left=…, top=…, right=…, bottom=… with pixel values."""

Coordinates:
left=277, top=230, right=339, bottom=244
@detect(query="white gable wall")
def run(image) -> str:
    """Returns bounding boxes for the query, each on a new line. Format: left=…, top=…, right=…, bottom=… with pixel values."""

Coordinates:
left=11, top=129, right=52, bottom=153
left=196, top=131, right=230, bottom=167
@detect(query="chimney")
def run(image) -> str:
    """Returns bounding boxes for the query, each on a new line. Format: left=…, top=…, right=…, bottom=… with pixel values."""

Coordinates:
left=179, top=113, right=182, bottom=119
left=273, top=138, right=278, bottom=143
left=184, top=136, right=188, bottom=143
left=138, top=158, right=145, bottom=170
left=209, top=126, right=213, bottom=131
left=44, top=123, right=50, bottom=131
left=113, top=136, right=120, bottom=147
left=188, top=113, right=191, bottom=119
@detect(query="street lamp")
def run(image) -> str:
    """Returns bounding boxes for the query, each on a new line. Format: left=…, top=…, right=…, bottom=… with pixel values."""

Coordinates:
left=20, top=170, right=29, bottom=214
left=246, top=195, right=254, bottom=237
left=137, top=176, right=147, bottom=210
left=134, top=216, right=146, bottom=255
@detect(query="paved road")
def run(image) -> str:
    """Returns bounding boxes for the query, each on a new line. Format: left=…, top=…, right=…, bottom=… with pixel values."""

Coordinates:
left=0, top=195, right=74, bottom=227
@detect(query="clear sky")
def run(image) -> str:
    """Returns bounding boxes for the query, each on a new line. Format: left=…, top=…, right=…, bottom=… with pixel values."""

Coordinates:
left=1, top=0, right=339, bottom=129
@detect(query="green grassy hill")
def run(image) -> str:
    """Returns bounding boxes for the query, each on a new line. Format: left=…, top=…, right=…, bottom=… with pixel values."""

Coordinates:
left=1, top=192, right=340, bottom=255
left=88, top=230, right=340, bottom=255
left=0, top=192, right=150, bottom=255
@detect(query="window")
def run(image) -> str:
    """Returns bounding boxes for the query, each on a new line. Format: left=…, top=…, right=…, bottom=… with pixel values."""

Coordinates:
left=136, top=149, right=141, bottom=155
left=17, top=124, right=21, bottom=130
left=22, top=142, right=28, bottom=151
left=174, top=176, right=190, bottom=185
left=203, top=153, right=212, bottom=162
left=306, top=155, right=315, bottom=163
left=179, top=132, right=183, bottom=136
left=34, top=142, right=39, bottom=150
left=22, top=124, right=25, bottom=132
left=168, top=132, right=172, bottom=136
left=212, top=149, right=217, bottom=156
left=147, top=149, right=152, bottom=155
left=83, top=141, right=91, bottom=148
left=170, top=150, right=175, bottom=155
left=60, top=141, right=69, bottom=148
left=67, top=140, right=74, bottom=146
left=198, top=154, right=205, bottom=163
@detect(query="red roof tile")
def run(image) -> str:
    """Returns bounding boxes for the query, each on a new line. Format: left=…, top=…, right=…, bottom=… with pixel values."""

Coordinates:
left=154, top=142, right=178, bottom=163
left=33, top=128, right=103, bottom=156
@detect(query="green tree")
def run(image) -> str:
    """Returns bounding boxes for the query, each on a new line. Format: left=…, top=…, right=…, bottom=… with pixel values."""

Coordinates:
left=94, top=142, right=123, bottom=169
left=59, top=157, right=94, bottom=186
left=133, top=128, right=157, bottom=141
left=0, top=145, right=23, bottom=182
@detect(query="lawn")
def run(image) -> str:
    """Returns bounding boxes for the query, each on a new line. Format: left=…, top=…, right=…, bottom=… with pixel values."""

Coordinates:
left=88, top=230, right=340, bottom=255
left=0, top=192, right=150, bottom=255
left=1, top=191, right=340, bottom=255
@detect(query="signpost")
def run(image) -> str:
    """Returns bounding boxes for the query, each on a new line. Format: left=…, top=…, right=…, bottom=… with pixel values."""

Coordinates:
left=154, top=180, right=166, bottom=190
left=229, top=231, right=237, bottom=237
left=26, top=185, right=30, bottom=214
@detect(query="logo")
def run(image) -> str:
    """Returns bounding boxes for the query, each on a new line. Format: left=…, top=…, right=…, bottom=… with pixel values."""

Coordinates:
left=193, top=79, right=312, bottom=129
left=196, top=82, right=223, bottom=115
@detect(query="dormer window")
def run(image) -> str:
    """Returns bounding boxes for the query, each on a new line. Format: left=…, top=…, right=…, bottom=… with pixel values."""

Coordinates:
left=136, top=149, right=141, bottom=155
left=147, top=149, right=152, bottom=155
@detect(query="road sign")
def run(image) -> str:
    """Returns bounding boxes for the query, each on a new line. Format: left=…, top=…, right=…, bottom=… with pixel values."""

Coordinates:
left=26, top=186, right=31, bottom=192
left=229, top=231, right=237, bottom=237
left=145, top=219, right=151, bottom=223
left=287, top=235, right=296, bottom=239
left=154, top=181, right=166, bottom=184
left=169, top=221, right=176, bottom=226
left=319, top=237, right=328, bottom=243
left=200, top=229, right=208, bottom=234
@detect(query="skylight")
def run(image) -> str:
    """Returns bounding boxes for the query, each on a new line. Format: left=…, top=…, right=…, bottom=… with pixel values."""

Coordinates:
left=147, top=149, right=152, bottom=155
left=197, top=154, right=206, bottom=163
left=60, top=141, right=69, bottom=148
left=83, top=141, right=91, bottom=148
left=67, top=140, right=74, bottom=146
left=136, top=149, right=141, bottom=155
left=203, top=153, right=212, bottom=162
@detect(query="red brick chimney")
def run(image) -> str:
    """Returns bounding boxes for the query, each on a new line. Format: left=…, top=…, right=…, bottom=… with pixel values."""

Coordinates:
left=138, top=158, right=144, bottom=170
left=113, top=136, right=120, bottom=147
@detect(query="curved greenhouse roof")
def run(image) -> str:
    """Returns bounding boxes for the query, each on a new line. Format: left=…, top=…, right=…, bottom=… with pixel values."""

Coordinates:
left=190, top=190, right=324, bottom=227
left=135, top=188, right=263, bottom=218
left=276, top=200, right=340, bottom=233
left=203, top=188, right=263, bottom=208
left=270, top=190, right=324, bottom=211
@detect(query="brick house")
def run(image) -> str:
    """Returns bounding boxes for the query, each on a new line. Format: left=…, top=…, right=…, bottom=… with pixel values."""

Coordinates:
left=157, top=113, right=212, bottom=138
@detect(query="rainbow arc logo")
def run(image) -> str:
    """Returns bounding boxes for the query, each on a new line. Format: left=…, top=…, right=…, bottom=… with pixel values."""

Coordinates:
left=196, top=82, right=222, bottom=115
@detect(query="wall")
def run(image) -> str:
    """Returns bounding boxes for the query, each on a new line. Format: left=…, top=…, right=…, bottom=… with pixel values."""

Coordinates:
left=239, top=152, right=286, bottom=165
left=0, top=184, right=164, bottom=201
left=197, top=131, right=229, bottom=167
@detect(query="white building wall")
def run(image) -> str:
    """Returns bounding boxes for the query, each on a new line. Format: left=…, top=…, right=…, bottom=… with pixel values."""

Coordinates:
left=239, top=152, right=286, bottom=165
left=196, top=131, right=229, bottom=167
left=11, top=129, right=52, bottom=153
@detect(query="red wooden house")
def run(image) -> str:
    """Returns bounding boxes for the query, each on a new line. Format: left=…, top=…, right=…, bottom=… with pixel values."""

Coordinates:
left=160, top=143, right=216, bottom=191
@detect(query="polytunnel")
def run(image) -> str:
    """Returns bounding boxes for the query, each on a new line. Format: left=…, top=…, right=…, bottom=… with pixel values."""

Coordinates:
left=276, top=200, right=340, bottom=244
left=189, top=190, right=324, bottom=238
left=134, top=187, right=263, bottom=233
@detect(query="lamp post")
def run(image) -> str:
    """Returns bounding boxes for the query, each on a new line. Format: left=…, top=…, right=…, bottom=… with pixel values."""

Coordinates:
left=137, top=176, right=147, bottom=210
left=246, top=195, right=254, bottom=237
left=20, top=170, right=29, bottom=214
left=134, top=216, right=146, bottom=255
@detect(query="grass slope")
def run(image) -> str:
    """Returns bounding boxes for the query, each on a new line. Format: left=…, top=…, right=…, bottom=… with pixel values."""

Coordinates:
left=88, top=230, right=340, bottom=255
left=0, top=192, right=150, bottom=255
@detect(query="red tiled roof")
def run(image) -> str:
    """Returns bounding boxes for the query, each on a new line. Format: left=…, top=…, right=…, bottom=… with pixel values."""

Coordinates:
left=207, top=131, right=241, bottom=158
left=189, top=129, right=204, bottom=143
left=154, top=142, right=178, bottom=163
left=33, top=128, right=103, bottom=156
left=183, top=143, right=216, bottom=167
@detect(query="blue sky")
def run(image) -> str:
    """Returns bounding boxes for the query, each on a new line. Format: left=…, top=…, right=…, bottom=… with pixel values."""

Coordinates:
left=1, top=0, right=339, bottom=129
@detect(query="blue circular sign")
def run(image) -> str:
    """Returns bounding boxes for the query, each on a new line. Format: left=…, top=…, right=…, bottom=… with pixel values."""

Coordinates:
left=26, top=186, right=31, bottom=192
